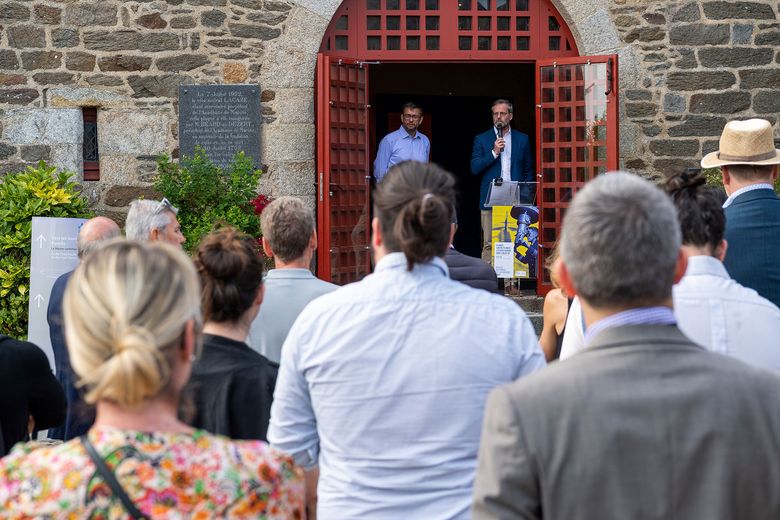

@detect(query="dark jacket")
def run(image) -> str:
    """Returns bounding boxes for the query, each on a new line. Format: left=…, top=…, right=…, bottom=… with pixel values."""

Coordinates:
left=188, top=334, right=278, bottom=441
left=723, top=188, right=780, bottom=308
left=445, top=248, right=500, bottom=293
left=47, top=270, right=94, bottom=441
left=470, top=128, right=534, bottom=210
left=0, top=335, right=66, bottom=456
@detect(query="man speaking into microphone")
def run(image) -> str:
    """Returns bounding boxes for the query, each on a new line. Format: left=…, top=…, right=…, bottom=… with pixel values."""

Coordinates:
left=471, top=99, right=534, bottom=264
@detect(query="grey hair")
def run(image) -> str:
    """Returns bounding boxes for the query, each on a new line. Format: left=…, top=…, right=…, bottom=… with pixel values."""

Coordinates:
left=125, top=199, right=179, bottom=241
left=261, top=196, right=315, bottom=263
left=492, top=99, right=513, bottom=114
left=559, top=172, right=681, bottom=308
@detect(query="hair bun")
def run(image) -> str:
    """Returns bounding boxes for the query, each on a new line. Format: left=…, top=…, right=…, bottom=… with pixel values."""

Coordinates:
left=115, top=325, right=157, bottom=355
left=197, top=234, right=245, bottom=281
left=664, top=168, right=707, bottom=197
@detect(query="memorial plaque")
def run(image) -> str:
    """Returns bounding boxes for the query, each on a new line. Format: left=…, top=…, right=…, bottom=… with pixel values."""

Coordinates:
left=179, top=85, right=261, bottom=168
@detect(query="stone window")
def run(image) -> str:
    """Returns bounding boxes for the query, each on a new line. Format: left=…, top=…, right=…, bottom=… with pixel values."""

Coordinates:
left=82, top=107, right=100, bottom=181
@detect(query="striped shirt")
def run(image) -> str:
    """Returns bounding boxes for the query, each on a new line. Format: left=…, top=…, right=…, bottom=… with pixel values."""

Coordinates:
left=584, top=306, right=676, bottom=346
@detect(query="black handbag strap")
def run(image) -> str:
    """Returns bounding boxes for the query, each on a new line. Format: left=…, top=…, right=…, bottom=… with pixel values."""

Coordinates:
left=80, top=435, right=150, bottom=520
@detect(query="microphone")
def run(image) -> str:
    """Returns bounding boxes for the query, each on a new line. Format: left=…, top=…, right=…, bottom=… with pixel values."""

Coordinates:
left=495, top=125, right=503, bottom=153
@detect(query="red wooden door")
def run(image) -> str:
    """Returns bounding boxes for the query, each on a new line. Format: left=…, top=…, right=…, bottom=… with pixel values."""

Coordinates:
left=316, top=54, right=372, bottom=284
left=535, top=55, right=619, bottom=294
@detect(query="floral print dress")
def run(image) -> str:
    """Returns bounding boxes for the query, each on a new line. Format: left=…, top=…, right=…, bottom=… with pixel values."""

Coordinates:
left=0, top=426, right=304, bottom=519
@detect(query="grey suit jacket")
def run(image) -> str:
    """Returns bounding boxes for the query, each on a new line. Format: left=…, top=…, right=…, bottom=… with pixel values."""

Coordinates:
left=473, top=325, right=780, bottom=520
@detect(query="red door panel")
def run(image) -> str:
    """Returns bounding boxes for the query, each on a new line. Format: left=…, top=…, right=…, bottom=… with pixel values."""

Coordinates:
left=535, top=55, right=619, bottom=294
left=316, top=54, right=372, bottom=284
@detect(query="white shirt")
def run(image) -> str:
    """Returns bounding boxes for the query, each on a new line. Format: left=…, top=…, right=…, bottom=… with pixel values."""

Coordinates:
left=673, top=255, right=780, bottom=370
left=559, top=296, right=585, bottom=359
left=491, top=128, right=513, bottom=182
left=269, top=252, right=545, bottom=519
left=560, top=257, right=780, bottom=369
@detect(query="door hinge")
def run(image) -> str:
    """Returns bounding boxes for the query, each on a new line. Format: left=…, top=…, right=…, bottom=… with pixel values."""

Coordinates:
left=319, top=172, right=324, bottom=202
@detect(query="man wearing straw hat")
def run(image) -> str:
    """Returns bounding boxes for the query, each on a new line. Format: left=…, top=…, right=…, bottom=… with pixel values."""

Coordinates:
left=701, top=118, right=780, bottom=308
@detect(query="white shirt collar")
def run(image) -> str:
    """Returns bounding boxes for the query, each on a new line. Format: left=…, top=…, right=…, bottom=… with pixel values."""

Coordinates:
left=722, top=183, right=774, bottom=208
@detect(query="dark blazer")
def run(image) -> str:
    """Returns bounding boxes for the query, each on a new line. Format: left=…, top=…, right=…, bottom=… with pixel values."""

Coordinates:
left=0, top=335, right=66, bottom=456
left=470, top=128, right=534, bottom=210
left=445, top=248, right=500, bottom=293
left=188, top=334, right=278, bottom=441
left=46, top=270, right=94, bottom=441
left=723, top=188, right=780, bottom=308
left=473, top=325, right=780, bottom=520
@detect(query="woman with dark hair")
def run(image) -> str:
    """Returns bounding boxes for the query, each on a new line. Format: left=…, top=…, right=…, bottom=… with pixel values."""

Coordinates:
left=269, top=161, right=545, bottom=519
left=665, top=169, right=780, bottom=368
left=189, top=226, right=278, bottom=440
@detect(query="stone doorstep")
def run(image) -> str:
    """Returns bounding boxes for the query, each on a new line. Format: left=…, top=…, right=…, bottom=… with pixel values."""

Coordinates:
left=507, top=293, right=545, bottom=338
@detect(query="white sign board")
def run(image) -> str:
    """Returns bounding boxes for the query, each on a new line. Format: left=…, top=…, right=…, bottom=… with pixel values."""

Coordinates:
left=493, top=242, right=515, bottom=279
left=27, top=217, right=87, bottom=370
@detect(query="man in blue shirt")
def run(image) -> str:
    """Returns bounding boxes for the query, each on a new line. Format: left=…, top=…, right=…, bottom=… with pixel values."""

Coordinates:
left=373, top=102, right=430, bottom=182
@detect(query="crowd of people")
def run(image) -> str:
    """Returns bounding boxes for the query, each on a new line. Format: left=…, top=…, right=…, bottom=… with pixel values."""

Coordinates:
left=0, top=116, right=778, bottom=519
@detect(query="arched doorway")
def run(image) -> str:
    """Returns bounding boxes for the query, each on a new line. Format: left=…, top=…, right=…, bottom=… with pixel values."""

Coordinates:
left=316, top=0, right=619, bottom=291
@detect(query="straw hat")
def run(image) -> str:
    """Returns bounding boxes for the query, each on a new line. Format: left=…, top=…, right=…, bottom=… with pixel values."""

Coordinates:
left=701, top=118, right=780, bottom=168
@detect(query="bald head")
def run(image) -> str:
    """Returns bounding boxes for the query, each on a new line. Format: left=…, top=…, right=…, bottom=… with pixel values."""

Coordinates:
left=77, top=216, right=121, bottom=258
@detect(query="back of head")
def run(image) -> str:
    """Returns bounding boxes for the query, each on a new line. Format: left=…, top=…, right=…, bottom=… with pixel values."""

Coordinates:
left=77, top=216, right=121, bottom=258
left=64, top=240, right=202, bottom=408
left=195, top=227, right=264, bottom=323
left=125, top=199, right=178, bottom=241
left=560, top=172, right=681, bottom=308
left=725, top=163, right=776, bottom=182
left=374, top=161, right=456, bottom=271
left=664, top=170, right=726, bottom=253
left=260, top=197, right=314, bottom=263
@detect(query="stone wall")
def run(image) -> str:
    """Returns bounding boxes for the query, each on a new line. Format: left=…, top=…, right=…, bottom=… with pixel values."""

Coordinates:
left=0, top=0, right=779, bottom=222
left=0, top=0, right=315, bottom=221
left=611, top=0, right=780, bottom=175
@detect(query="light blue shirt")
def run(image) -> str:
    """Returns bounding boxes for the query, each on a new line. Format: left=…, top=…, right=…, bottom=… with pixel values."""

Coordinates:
left=373, top=126, right=430, bottom=182
left=269, top=252, right=545, bottom=519
left=584, top=306, right=676, bottom=347
left=674, top=255, right=780, bottom=369
left=247, top=269, right=337, bottom=363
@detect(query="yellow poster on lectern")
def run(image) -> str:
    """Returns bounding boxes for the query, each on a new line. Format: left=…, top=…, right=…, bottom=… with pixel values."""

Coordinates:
left=491, top=205, right=539, bottom=279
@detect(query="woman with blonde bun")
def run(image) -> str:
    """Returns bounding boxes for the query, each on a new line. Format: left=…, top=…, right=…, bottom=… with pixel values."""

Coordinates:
left=0, top=240, right=303, bottom=518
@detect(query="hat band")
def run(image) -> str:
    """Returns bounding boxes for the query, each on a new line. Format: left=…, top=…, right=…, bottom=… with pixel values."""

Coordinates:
left=717, top=150, right=777, bottom=162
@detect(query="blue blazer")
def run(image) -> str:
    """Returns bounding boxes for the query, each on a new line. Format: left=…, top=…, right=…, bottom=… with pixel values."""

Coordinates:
left=723, top=188, right=780, bottom=308
left=470, top=128, right=534, bottom=210
left=47, top=270, right=94, bottom=440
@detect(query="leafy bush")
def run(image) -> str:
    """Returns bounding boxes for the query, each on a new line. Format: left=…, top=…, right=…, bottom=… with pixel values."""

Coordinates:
left=0, top=161, right=91, bottom=338
left=154, top=147, right=264, bottom=253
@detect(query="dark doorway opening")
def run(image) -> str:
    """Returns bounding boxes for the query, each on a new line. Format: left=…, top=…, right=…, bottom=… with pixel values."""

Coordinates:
left=371, top=62, right=536, bottom=257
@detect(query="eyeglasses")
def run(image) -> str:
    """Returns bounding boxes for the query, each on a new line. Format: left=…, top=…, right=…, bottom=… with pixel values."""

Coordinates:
left=492, top=111, right=510, bottom=117
left=403, top=114, right=421, bottom=120
left=156, top=197, right=175, bottom=214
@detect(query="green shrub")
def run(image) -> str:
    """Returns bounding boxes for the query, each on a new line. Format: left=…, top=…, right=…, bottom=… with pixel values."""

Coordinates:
left=0, top=161, right=91, bottom=338
left=154, top=147, right=263, bottom=253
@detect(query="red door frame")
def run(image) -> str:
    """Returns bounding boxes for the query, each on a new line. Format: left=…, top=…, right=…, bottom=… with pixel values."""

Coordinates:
left=535, top=54, right=619, bottom=295
left=315, top=0, right=620, bottom=289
